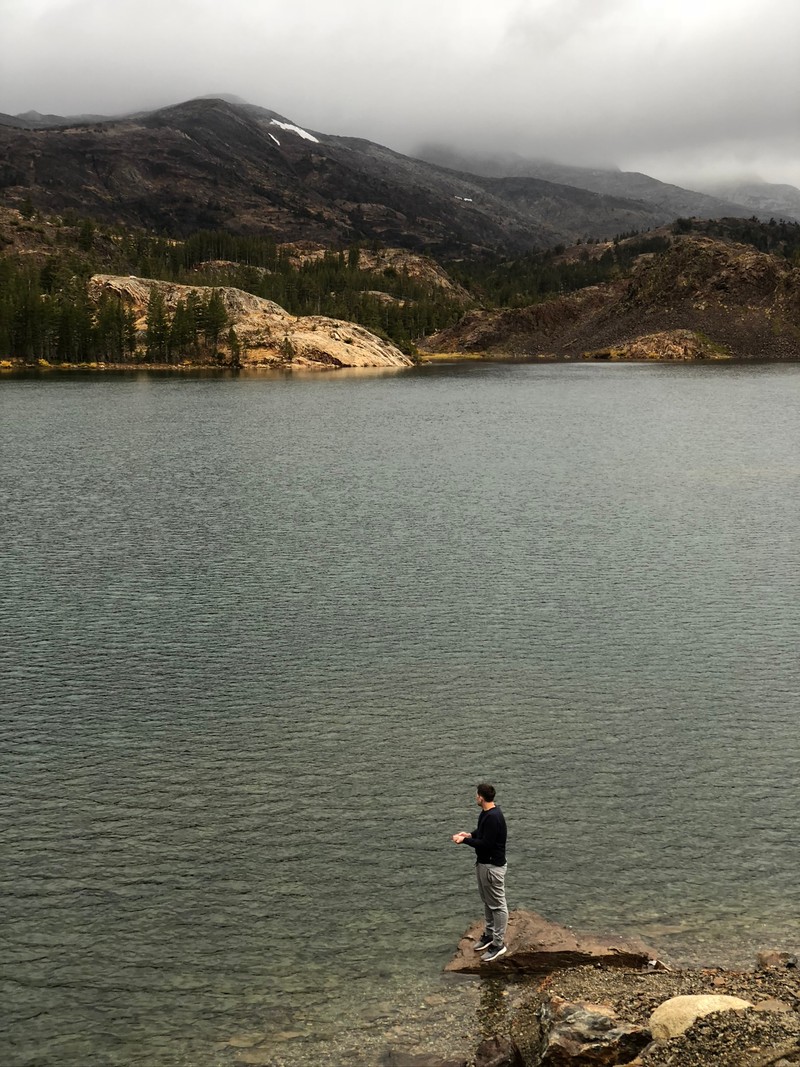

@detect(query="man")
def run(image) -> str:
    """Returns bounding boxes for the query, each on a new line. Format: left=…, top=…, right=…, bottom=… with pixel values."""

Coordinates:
left=452, top=782, right=508, bottom=962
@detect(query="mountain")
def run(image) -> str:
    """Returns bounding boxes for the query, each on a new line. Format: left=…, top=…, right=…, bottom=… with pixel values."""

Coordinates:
left=0, top=96, right=698, bottom=255
left=0, top=109, right=113, bottom=129
left=416, top=145, right=776, bottom=223
left=698, top=180, right=800, bottom=223
left=423, top=232, right=800, bottom=361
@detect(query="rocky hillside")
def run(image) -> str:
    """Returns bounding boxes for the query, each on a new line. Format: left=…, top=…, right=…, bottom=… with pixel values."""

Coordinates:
left=5, top=207, right=800, bottom=366
left=0, top=97, right=681, bottom=254
left=0, top=206, right=473, bottom=358
left=280, top=243, right=473, bottom=304
left=423, top=234, right=800, bottom=361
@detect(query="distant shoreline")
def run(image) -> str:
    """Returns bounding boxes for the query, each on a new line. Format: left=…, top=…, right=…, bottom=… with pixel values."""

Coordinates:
left=3, top=353, right=799, bottom=375
left=0, top=358, right=229, bottom=373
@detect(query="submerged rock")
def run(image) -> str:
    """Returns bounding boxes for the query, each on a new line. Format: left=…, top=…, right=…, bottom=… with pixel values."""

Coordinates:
left=757, top=951, right=798, bottom=972
left=380, top=1052, right=468, bottom=1067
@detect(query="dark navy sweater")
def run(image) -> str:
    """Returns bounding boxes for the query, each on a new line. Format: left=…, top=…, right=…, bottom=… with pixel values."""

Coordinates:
left=464, top=805, right=507, bottom=866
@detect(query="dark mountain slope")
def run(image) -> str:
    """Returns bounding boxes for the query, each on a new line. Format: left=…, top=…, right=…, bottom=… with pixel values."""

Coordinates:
left=0, top=97, right=674, bottom=254
left=417, top=145, right=773, bottom=223
left=0, top=110, right=113, bottom=129
left=700, top=180, right=800, bottom=223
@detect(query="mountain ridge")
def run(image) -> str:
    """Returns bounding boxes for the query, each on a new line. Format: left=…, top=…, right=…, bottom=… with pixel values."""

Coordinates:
left=416, top=145, right=800, bottom=225
left=0, top=96, right=761, bottom=255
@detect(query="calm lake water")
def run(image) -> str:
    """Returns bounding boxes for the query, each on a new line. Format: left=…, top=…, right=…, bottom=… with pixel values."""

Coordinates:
left=2, top=362, right=799, bottom=1066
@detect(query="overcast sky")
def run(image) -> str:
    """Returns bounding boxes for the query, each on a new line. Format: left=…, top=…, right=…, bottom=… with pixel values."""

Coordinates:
left=3, top=0, right=799, bottom=189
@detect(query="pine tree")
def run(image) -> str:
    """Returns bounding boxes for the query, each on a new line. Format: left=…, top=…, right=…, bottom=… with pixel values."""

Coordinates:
left=169, top=299, right=193, bottom=359
left=227, top=326, right=242, bottom=368
left=145, top=288, right=169, bottom=362
left=78, top=218, right=96, bottom=252
left=201, top=290, right=228, bottom=355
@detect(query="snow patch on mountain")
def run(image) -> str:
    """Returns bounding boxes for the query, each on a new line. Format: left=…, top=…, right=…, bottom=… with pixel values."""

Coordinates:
left=270, top=120, right=318, bottom=143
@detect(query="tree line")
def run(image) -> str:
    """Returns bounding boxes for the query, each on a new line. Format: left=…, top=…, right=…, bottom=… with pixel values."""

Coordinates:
left=675, top=216, right=800, bottom=260
left=0, top=262, right=133, bottom=362
left=117, top=233, right=466, bottom=351
left=0, top=258, right=234, bottom=363
left=448, top=234, right=673, bottom=308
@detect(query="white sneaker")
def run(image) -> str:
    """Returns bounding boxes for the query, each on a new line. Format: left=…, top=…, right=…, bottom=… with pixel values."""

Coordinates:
left=482, top=943, right=507, bottom=963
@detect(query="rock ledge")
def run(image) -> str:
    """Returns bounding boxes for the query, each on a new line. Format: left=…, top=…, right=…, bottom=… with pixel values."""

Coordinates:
left=445, top=910, right=659, bottom=976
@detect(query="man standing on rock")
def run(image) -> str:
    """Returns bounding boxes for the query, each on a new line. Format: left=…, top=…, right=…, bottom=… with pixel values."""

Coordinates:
left=452, top=783, right=508, bottom=962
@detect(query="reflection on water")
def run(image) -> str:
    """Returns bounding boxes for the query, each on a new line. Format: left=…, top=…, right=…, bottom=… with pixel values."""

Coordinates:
left=1, top=362, right=799, bottom=1066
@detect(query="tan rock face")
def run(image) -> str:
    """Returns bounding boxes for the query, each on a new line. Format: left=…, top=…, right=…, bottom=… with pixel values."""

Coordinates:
left=354, top=247, right=473, bottom=303
left=648, top=994, right=752, bottom=1041
left=87, top=274, right=413, bottom=370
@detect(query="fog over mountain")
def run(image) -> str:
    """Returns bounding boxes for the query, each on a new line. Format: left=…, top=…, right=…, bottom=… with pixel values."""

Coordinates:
left=3, top=0, right=799, bottom=190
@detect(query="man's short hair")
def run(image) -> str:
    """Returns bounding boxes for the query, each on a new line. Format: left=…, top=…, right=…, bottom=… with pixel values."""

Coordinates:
left=477, top=782, right=496, bottom=802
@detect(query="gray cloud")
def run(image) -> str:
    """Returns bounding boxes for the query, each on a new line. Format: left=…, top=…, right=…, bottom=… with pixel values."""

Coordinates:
left=2, top=0, right=799, bottom=188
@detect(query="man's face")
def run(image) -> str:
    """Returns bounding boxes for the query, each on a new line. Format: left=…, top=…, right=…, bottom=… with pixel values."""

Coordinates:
left=476, top=792, right=483, bottom=806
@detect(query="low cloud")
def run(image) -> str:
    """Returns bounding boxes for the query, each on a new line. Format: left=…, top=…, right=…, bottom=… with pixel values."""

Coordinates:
left=2, top=0, right=799, bottom=188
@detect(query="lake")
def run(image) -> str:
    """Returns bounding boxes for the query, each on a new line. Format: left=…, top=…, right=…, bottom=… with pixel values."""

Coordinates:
left=2, top=361, right=799, bottom=1066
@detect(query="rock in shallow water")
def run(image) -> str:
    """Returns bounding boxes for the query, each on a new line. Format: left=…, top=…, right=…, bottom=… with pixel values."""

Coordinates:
left=757, top=951, right=799, bottom=972
left=445, top=910, right=659, bottom=976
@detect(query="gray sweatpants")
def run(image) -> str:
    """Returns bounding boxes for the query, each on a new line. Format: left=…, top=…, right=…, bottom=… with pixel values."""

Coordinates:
left=476, top=862, right=508, bottom=946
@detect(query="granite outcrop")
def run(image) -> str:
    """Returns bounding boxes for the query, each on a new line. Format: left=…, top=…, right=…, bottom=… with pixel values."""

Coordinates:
left=88, top=274, right=413, bottom=369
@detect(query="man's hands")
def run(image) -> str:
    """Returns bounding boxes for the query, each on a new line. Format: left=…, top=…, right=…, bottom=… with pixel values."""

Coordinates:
left=452, top=832, right=470, bottom=844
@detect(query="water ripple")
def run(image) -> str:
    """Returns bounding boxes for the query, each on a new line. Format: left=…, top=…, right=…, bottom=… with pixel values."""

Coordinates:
left=1, top=363, right=799, bottom=1066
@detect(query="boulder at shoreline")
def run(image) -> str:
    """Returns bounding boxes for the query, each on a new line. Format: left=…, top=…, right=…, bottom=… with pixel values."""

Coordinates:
left=437, top=913, right=799, bottom=1066
left=517, top=962, right=800, bottom=1066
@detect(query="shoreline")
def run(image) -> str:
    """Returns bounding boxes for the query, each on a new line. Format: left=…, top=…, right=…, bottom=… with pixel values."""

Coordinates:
left=231, top=954, right=800, bottom=1067
left=417, top=350, right=799, bottom=365
left=435, top=911, right=799, bottom=1066
left=0, top=358, right=408, bottom=375
left=509, top=959, right=800, bottom=1067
